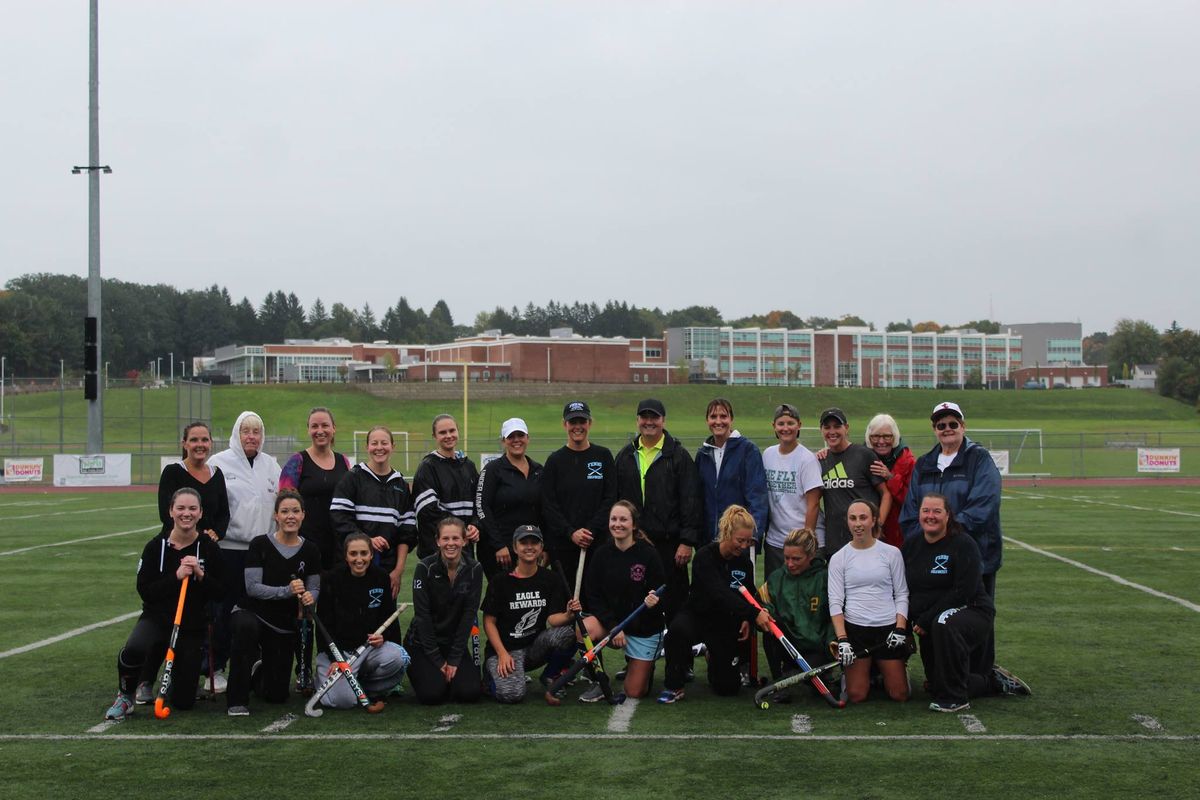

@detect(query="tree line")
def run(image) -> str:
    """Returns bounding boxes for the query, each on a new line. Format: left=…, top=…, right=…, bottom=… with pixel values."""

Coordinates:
left=1083, top=319, right=1200, bottom=406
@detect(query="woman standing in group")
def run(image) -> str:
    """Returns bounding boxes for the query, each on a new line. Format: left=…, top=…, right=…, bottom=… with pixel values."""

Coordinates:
left=903, top=492, right=1028, bottom=712
left=582, top=500, right=665, bottom=700
left=864, top=414, right=914, bottom=548
left=330, top=425, right=417, bottom=599
left=208, top=411, right=280, bottom=694
left=659, top=505, right=766, bottom=704
left=315, top=532, right=409, bottom=712
left=406, top=517, right=484, bottom=705
left=413, top=414, right=480, bottom=560
left=828, top=500, right=911, bottom=704
left=225, top=489, right=321, bottom=716
left=758, top=528, right=832, bottom=696
left=475, top=418, right=543, bottom=578
left=105, top=488, right=225, bottom=719
left=695, top=398, right=768, bottom=544
left=138, top=421, right=230, bottom=701
left=761, top=404, right=824, bottom=580
left=280, top=407, right=352, bottom=570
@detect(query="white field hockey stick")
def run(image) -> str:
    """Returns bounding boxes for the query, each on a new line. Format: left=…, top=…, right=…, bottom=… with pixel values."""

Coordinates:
left=304, top=604, right=409, bottom=718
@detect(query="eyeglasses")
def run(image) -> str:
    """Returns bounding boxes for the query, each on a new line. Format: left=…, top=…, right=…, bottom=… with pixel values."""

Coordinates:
left=935, top=420, right=961, bottom=431
left=869, top=434, right=895, bottom=441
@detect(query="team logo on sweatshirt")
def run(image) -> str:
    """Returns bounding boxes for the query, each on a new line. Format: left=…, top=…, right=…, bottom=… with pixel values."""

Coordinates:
left=630, top=563, right=646, bottom=583
left=511, top=607, right=542, bottom=639
left=822, top=463, right=857, bottom=489
left=729, top=569, right=747, bottom=590
left=587, top=461, right=604, bottom=480
left=368, top=587, right=384, bottom=608
left=931, top=554, right=950, bottom=575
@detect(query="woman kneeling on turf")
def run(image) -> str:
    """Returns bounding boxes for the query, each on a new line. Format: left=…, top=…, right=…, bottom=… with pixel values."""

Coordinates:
left=758, top=528, right=832, bottom=700
left=658, top=505, right=766, bottom=704
left=106, top=488, right=225, bottom=720
left=226, top=489, right=321, bottom=716
left=482, top=525, right=580, bottom=703
left=315, top=532, right=410, bottom=712
left=903, top=492, right=1028, bottom=712
left=581, top=500, right=665, bottom=700
left=406, top=517, right=485, bottom=705
left=828, top=500, right=911, bottom=704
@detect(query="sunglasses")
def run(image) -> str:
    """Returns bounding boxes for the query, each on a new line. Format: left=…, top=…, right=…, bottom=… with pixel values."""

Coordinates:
left=934, top=420, right=961, bottom=431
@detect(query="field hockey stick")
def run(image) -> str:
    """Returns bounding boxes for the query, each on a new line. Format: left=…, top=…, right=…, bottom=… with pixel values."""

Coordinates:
left=736, top=584, right=845, bottom=709
left=308, top=609, right=372, bottom=710
left=747, top=543, right=761, bottom=686
left=304, top=604, right=409, bottom=717
left=545, top=584, right=666, bottom=702
left=545, top=556, right=617, bottom=707
left=154, top=575, right=190, bottom=719
left=297, top=599, right=312, bottom=695
left=205, top=621, right=216, bottom=699
left=753, top=642, right=885, bottom=709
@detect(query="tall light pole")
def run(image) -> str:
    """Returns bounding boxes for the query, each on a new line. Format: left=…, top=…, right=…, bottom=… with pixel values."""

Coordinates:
left=156, top=357, right=162, bottom=382
left=1, top=355, right=6, bottom=424
left=72, top=0, right=109, bottom=455
left=169, top=352, right=174, bottom=384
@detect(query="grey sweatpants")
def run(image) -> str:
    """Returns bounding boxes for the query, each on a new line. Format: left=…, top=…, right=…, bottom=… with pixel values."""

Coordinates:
left=316, top=642, right=410, bottom=709
left=485, top=625, right=575, bottom=704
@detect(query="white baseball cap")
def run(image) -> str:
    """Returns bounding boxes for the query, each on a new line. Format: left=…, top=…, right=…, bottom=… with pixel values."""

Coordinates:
left=500, top=418, right=529, bottom=438
left=930, top=401, right=964, bottom=422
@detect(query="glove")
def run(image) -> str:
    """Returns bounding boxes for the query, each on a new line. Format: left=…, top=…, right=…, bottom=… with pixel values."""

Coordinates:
left=886, top=627, right=909, bottom=650
left=836, top=637, right=855, bottom=667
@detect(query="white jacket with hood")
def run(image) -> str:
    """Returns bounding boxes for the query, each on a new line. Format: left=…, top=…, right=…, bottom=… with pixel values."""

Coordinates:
left=208, top=410, right=281, bottom=551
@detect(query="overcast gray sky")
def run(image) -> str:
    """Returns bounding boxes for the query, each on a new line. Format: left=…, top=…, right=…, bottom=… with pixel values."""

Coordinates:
left=3, top=1, right=1197, bottom=335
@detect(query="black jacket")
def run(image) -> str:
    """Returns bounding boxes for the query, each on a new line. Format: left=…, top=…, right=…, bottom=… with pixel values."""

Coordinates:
left=475, top=456, right=543, bottom=552
left=412, top=451, right=479, bottom=558
left=540, top=444, right=618, bottom=554
left=614, top=431, right=702, bottom=548
left=406, top=552, right=483, bottom=668
left=136, top=533, right=225, bottom=632
left=316, top=563, right=403, bottom=651
left=329, top=463, right=418, bottom=572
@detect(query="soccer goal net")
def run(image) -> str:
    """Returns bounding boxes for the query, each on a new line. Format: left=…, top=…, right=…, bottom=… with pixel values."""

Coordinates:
left=970, top=428, right=1044, bottom=472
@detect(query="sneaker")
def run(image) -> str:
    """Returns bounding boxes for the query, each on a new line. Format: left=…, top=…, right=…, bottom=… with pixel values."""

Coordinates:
left=993, top=665, right=1031, bottom=696
left=657, top=688, right=685, bottom=705
left=226, top=705, right=250, bottom=717
left=387, top=682, right=406, bottom=698
left=134, top=681, right=154, bottom=705
left=212, top=670, right=228, bottom=693
left=929, top=700, right=970, bottom=713
left=105, top=693, right=134, bottom=720
left=578, top=683, right=606, bottom=703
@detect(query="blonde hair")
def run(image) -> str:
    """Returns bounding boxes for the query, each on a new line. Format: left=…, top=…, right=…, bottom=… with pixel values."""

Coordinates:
left=717, top=505, right=756, bottom=543
left=782, top=528, right=818, bottom=558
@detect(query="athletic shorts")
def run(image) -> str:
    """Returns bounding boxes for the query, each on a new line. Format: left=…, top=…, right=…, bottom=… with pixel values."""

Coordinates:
left=844, top=621, right=909, bottom=661
left=623, top=632, right=663, bottom=662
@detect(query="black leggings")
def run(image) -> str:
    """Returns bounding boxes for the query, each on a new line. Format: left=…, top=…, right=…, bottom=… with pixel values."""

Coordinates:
left=227, top=610, right=297, bottom=707
left=664, top=608, right=741, bottom=696
left=117, top=616, right=203, bottom=710
left=406, top=646, right=482, bottom=705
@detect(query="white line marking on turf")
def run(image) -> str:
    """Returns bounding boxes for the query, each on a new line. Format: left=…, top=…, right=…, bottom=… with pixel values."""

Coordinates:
left=0, top=525, right=158, bottom=557
left=261, top=713, right=297, bottom=733
left=430, top=714, right=462, bottom=732
left=86, top=721, right=120, bottom=734
left=1005, top=490, right=1200, bottom=519
left=1132, top=714, right=1163, bottom=731
left=0, top=503, right=153, bottom=522
left=607, top=698, right=638, bottom=732
left=0, top=611, right=140, bottom=660
left=0, top=498, right=86, bottom=508
left=790, top=714, right=812, bottom=734
left=4, top=733, right=1199, bottom=742
left=959, top=714, right=987, bottom=733
left=1005, top=536, right=1200, bottom=614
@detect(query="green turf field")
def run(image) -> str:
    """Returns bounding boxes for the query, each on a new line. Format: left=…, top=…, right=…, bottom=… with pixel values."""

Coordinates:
left=1, top=485, right=1197, bottom=798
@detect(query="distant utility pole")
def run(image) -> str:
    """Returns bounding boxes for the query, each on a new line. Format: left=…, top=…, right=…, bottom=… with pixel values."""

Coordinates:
left=73, top=0, right=110, bottom=455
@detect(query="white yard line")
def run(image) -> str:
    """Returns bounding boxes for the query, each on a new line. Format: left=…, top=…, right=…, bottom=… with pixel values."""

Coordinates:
left=0, top=525, right=158, bottom=557
left=430, top=714, right=462, bottom=732
left=0, top=611, right=140, bottom=660
left=958, top=714, right=987, bottom=733
left=1005, top=490, right=1200, bottom=519
left=3, top=732, right=1197, bottom=742
left=0, top=498, right=86, bottom=508
left=1131, top=714, right=1163, bottom=731
left=85, top=721, right=120, bottom=734
left=606, top=698, right=638, bottom=732
left=261, top=714, right=298, bottom=733
left=0, top=503, right=153, bottom=522
left=1005, top=536, right=1200, bottom=614
left=790, top=714, right=812, bottom=734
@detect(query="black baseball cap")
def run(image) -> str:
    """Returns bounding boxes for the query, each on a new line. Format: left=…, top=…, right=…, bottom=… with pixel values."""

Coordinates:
left=774, top=403, right=801, bottom=422
left=819, top=407, right=848, bottom=426
left=563, top=401, right=592, bottom=421
left=637, top=398, right=666, bottom=417
left=512, top=524, right=543, bottom=544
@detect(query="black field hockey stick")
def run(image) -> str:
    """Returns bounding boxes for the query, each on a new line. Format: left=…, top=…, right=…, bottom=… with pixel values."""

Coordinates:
left=154, top=576, right=190, bottom=719
left=304, top=604, right=409, bottom=718
left=545, top=584, right=666, bottom=702
left=736, top=583, right=845, bottom=709
left=753, top=642, right=884, bottom=709
left=308, top=608, right=372, bottom=710
left=545, top=556, right=617, bottom=707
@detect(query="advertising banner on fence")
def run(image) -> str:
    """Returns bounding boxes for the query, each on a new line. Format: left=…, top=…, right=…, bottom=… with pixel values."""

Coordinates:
left=52, top=454, right=133, bottom=487
left=1137, top=448, right=1181, bottom=473
left=161, top=457, right=182, bottom=474
left=990, top=450, right=1010, bottom=476
left=4, top=458, right=45, bottom=483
